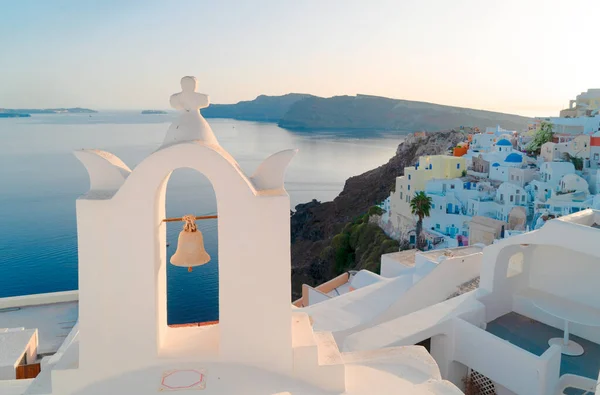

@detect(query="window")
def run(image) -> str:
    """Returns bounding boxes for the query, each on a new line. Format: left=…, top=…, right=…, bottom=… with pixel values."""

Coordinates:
left=429, top=164, right=433, bottom=170
left=451, top=184, right=455, bottom=189
left=408, top=174, right=411, bottom=180
left=511, top=175, right=514, bottom=180
left=408, top=185, right=411, bottom=191
left=436, top=224, right=440, bottom=229
left=399, top=192, right=403, bottom=199
left=457, top=163, right=460, bottom=169
left=510, top=195, right=514, bottom=202
left=507, top=252, right=524, bottom=278
left=500, top=193, right=504, bottom=201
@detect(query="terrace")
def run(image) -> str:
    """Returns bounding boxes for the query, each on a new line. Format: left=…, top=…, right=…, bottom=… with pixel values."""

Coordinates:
left=462, top=211, right=600, bottom=394
left=486, top=312, right=600, bottom=380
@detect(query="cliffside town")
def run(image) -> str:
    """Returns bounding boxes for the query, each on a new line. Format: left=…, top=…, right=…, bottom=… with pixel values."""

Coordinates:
left=292, top=89, right=600, bottom=298
left=290, top=129, right=468, bottom=297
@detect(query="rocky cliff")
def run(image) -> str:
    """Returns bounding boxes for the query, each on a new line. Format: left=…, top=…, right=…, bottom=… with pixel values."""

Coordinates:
left=279, top=94, right=532, bottom=132
left=290, top=129, right=468, bottom=298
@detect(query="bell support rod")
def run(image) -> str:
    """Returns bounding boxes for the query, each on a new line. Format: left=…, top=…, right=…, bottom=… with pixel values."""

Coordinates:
left=162, top=215, right=218, bottom=223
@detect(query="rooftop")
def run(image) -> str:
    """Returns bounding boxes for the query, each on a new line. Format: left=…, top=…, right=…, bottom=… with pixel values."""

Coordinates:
left=0, top=301, right=78, bottom=355
left=555, top=209, right=600, bottom=230
left=505, top=152, right=523, bottom=163
left=420, top=245, right=483, bottom=263
left=381, top=249, right=418, bottom=268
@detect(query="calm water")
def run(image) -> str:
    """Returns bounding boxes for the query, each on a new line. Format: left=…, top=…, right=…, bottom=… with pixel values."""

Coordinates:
left=0, top=112, right=404, bottom=324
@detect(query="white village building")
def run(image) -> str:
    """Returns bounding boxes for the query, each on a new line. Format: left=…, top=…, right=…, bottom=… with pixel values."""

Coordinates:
left=541, top=135, right=591, bottom=165
left=529, top=162, right=595, bottom=218
left=422, top=178, right=492, bottom=246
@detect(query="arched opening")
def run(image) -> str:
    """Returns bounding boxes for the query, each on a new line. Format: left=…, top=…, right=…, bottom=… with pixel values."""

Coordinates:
left=164, top=168, right=219, bottom=326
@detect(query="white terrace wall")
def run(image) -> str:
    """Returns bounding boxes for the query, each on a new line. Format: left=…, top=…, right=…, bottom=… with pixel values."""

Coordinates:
left=307, top=287, right=332, bottom=306
left=0, top=291, right=78, bottom=310
left=529, top=245, right=600, bottom=307
left=478, top=243, right=535, bottom=323
left=0, top=379, right=34, bottom=395
left=512, top=244, right=600, bottom=344
left=380, top=257, right=414, bottom=278
left=452, top=318, right=561, bottom=395
left=373, top=251, right=482, bottom=325
left=0, top=365, right=15, bottom=381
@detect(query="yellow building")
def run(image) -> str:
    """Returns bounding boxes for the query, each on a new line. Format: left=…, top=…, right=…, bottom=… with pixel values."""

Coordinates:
left=389, top=155, right=466, bottom=232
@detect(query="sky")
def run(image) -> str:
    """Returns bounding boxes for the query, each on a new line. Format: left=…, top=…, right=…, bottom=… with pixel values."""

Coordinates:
left=1, top=0, right=599, bottom=116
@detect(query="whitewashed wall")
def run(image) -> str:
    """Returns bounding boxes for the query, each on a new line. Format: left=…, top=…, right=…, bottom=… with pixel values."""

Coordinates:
left=307, top=287, right=332, bottom=306
left=529, top=245, right=600, bottom=307
left=451, top=318, right=561, bottom=395
left=372, top=251, right=482, bottom=325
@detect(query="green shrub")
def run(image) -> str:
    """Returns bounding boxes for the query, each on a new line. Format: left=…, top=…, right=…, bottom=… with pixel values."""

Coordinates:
left=368, top=205, right=385, bottom=216
left=332, top=233, right=351, bottom=274
left=329, top=216, right=399, bottom=275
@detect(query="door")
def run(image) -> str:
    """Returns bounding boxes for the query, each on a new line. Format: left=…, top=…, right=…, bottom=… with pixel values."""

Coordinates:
left=15, top=363, right=41, bottom=379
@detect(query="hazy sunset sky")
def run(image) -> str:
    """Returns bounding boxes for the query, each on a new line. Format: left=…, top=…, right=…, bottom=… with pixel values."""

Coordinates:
left=1, top=0, right=599, bottom=116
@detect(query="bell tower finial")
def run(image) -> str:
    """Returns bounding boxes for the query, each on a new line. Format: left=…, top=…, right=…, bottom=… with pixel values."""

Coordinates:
left=170, top=76, right=208, bottom=112
left=160, top=76, right=219, bottom=149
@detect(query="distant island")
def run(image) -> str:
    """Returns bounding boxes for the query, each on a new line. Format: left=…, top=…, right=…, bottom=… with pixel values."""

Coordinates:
left=141, top=110, right=168, bottom=115
left=0, top=107, right=97, bottom=115
left=201, top=93, right=532, bottom=132
left=0, top=113, right=31, bottom=118
left=202, top=93, right=313, bottom=122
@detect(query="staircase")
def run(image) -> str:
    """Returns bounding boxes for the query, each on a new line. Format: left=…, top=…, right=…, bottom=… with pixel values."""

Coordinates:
left=291, top=312, right=345, bottom=392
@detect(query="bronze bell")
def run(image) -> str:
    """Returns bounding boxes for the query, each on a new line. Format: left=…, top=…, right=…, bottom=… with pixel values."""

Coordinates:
left=170, top=215, right=211, bottom=272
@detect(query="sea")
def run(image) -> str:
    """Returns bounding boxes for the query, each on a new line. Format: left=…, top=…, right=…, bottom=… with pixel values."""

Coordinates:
left=0, top=112, right=405, bottom=324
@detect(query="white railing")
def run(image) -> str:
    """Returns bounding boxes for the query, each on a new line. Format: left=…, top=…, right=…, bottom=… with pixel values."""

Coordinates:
left=0, top=290, right=78, bottom=309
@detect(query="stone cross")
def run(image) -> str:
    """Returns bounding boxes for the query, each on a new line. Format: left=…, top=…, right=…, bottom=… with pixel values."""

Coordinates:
left=170, top=76, right=209, bottom=112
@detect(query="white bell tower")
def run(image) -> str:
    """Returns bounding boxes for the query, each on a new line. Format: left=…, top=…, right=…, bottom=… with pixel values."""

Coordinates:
left=70, top=76, right=298, bottom=385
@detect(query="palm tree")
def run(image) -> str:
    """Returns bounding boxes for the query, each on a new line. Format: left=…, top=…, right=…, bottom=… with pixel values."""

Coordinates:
left=410, top=191, right=432, bottom=251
